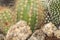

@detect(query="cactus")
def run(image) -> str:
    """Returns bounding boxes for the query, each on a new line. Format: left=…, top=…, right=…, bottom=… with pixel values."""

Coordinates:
left=0, top=7, right=17, bottom=33
left=45, top=0, right=60, bottom=27
left=0, top=0, right=46, bottom=32
left=16, top=0, right=45, bottom=31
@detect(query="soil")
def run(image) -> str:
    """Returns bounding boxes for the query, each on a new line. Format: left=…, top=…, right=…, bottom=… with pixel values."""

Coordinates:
left=45, top=36, right=60, bottom=40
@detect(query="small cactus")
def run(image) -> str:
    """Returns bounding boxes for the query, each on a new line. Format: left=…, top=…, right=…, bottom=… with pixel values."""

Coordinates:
left=16, top=0, right=45, bottom=31
left=0, top=6, right=17, bottom=33
left=0, top=0, right=46, bottom=32
left=45, top=0, right=60, bottom=27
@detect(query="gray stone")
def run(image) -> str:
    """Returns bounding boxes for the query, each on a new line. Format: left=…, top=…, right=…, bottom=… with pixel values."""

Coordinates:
left=28, top=29, right=45, bottom=40
left=0, top=34, right=5, bottom=40
left=42, top=22, right=57, bottom=36
left=5, top=20, right=32, bottom=40
left=54, top=30, right=60, bottom=38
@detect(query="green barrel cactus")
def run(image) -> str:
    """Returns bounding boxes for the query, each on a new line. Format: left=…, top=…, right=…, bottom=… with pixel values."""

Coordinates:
left=16, top=0, right=45, bottom=31
left=0, top=7, right=17, bottom=33
left=45, top=0, right=60, bottom=27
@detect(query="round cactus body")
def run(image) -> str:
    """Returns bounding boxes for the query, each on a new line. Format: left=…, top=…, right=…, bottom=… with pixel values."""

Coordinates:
left=45, top=0, right=60, bottom=27
left=16, top=0, right=45, bottom=31
left=0, top=7, right=17, bottom=33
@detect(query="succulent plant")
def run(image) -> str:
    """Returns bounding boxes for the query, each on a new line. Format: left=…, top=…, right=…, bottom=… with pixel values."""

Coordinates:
left=16, top=0, right=45, bottom=31
left=0, top=7, right=17, bottom=33
left=45, top=0, right=60, bottom=27
left=0, top=0, right=46, bottom=32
